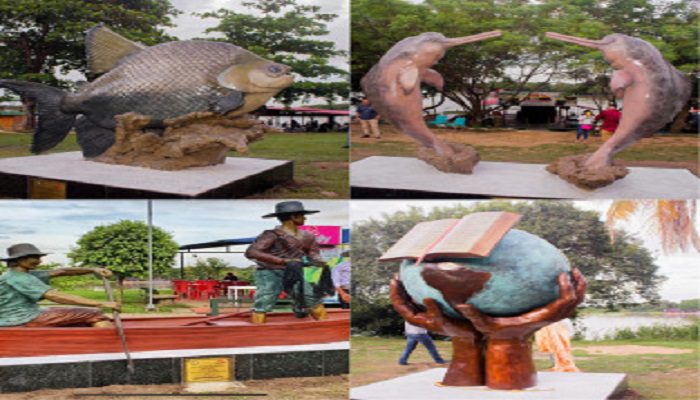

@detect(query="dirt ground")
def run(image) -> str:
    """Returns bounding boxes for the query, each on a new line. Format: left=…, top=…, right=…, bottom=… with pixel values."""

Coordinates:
left=575, top=345, right=693, bottom=356
left=351, top=123, right=699, bottom=175
left=1, top=375, right=348, bottom=400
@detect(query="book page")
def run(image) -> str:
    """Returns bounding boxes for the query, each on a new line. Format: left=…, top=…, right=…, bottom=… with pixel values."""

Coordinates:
left=379, top=219, right=458, bottom=261
left=427, top=212, right=521, bottom=258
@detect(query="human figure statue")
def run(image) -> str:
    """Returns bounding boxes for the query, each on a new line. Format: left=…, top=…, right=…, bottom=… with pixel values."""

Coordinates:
left=399, top=320, right=446, bottom=365
left=0, top=243, right=118, bottom=327
left=390, top=265, right=586, bottom=389
left=245, top=201, right=331, bottom=324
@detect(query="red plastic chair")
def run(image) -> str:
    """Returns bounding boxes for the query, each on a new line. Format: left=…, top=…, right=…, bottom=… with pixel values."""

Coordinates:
left=219, top=281, right=235, bottom=296
left=171, top=280, right=190, bottom=299
left=196, top=280, right=220, bottom=299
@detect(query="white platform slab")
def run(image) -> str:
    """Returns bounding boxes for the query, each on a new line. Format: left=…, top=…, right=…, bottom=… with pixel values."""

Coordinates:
left=0, top=341, right=349, bottom=366
left=351, top=368, right=627, bottom=400
left=351, top=156, right=699, bottom=199
left=0, top=151, right=292, bottom=198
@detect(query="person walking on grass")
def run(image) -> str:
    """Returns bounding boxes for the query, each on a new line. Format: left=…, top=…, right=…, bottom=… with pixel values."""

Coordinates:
left=399, top=320, right=447, bottom=365
left=595, top=102, right=622, bottom=142
left=357, top=98, right=381, bottom=139
left=577, top=110, right=595, bottom=142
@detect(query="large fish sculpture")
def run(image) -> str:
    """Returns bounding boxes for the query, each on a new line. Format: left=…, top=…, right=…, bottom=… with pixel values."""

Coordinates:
left=545, top=32, right=691, bottom=170
left=361, top=31, right=501, bottom=172
left=0, top=25, right=294, bottom=157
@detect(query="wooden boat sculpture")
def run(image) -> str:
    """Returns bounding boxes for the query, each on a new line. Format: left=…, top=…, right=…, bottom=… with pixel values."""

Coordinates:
left=0, top=309, right=349, bottom=357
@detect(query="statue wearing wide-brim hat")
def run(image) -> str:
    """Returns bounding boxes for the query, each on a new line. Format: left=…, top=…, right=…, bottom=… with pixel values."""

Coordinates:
left=0, top=243, right=119, bottom=328
left=261, top=200, right=320, bottom=218
left=246, top=201, right=332, bottom=324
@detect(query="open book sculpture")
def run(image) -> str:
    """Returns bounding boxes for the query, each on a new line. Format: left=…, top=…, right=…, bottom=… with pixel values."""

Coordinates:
left=361, top=31, right=502, bottom=174
left=385, top=212, right=587, bottom=389
left=0, top=24, right=293, bottom=170
left=544, top=32, right=691, bottom=189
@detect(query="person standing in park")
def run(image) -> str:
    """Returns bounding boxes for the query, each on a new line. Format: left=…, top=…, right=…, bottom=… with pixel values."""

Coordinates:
left=0, top=243, right=118, bottom=327
left=595, top=102, right=622, bottom=142
left=245, top=201, right=330, bottom=324
left=399, top=320, right=447, bottom=365
left=577, top=110, right=595, bottom=142
left=357, top=98, right=382, bottom=139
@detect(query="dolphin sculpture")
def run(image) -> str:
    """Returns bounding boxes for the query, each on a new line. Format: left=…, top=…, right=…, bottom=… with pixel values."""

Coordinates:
left=545, top=32, right=691, bottom=171
left=361, top=31, right=502, bottom=171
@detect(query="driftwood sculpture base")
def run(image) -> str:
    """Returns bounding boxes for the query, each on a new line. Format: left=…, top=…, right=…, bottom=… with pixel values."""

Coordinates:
left=417, top=142, right=480, bottom=174
left=547, top=153, right=629, bottom=190
left=91, top=112, right=272, bottom=170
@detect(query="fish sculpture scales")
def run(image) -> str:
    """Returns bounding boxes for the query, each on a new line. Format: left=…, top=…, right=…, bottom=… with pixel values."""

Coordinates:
left=545, top=32, right=691, bottom=187
left=361, top=31, right=502, bottom=173
left=0, top=25, right=294, bottom=157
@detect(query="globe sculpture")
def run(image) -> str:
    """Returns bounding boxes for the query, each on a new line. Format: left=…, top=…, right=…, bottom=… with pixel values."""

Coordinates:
left=400, top=229, right=571, bottom=317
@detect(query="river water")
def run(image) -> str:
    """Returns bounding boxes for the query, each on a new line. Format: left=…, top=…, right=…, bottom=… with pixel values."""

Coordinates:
left=576, top=314, right=697, bottom=340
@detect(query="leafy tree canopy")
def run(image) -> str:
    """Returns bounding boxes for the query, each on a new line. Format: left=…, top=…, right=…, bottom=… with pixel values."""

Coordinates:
left=198, top=0, right=349, bottom=106
left=0, top=0, right=180, bottom=87
left=68, top=220, right=179, bottom=283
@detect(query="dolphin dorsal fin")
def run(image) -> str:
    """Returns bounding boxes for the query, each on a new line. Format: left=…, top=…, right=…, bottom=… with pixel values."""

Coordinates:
left=86, top=24, right=146, bottom=75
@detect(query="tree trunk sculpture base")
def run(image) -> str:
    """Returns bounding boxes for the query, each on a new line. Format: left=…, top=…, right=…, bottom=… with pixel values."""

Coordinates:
left=417, top=142, right=480, bottom=174
left=546, top=153, right=628, bottom=190
left=91, top=112, right=271, bottom=170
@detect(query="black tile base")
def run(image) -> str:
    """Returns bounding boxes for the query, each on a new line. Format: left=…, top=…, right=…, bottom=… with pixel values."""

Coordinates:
left=0, top=349, right=348, bottom=393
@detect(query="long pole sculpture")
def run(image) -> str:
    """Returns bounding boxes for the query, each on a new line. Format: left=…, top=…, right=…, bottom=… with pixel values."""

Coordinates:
left=102, top=276, right=135, bottom=373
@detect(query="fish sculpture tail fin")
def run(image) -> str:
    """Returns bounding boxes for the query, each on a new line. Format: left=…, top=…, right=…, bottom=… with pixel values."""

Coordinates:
left=0, top=79, right=76, bottom=153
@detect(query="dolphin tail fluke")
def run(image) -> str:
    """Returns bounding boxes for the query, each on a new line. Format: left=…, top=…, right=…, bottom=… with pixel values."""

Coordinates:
left=0, top=79, right=76, bottom=153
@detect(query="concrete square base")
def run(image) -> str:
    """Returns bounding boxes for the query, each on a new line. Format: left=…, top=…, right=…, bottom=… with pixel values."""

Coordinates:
left=351, top=156, right=699, bottom=199
left=351, top=368, right=627, bottom=400
left=0, top=152, right=293, bottom=198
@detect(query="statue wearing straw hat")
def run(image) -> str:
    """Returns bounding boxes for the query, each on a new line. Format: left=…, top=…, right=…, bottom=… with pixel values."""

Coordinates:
left=0, top=243, right=119, bottom=327
left=245, top=201, right=332, bottom=324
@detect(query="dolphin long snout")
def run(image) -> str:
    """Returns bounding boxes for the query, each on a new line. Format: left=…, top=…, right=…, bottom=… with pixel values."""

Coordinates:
left=544, top=32, right=604, bottom=49
left=444, top=30, right=503, bottom=47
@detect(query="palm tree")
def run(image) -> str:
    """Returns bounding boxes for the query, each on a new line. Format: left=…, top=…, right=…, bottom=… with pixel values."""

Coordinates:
left=606, top=200, right=700, bottom=254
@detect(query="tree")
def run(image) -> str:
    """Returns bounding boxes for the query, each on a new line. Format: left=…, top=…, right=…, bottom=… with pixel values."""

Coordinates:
left=352, top=201, right=665, bottom=334
left=198, top=0, right=349, bottom=106
left=188, top=257, right=230, bottom=280
left=0, top=0, right=180, bottom=129
left=68, top=220, right=179, bottom=297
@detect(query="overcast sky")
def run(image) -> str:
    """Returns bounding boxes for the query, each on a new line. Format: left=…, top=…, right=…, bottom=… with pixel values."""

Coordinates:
left=0, top=200, right=348, bottom=269
left=350, top=200, right=700, bottom=303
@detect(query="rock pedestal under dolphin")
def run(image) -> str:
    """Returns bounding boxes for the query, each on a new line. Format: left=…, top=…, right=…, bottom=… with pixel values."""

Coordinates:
left=361, top=31, right=502, bottom=174
left=545, top=32, right=691, bottom=189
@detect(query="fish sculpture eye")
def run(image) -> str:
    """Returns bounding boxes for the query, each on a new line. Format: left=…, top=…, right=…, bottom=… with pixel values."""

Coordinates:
left=267, top=64, right=284, bottom=75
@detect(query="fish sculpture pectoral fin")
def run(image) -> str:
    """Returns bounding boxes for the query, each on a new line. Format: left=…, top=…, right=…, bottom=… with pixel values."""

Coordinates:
left=397, top=65, right=420, bottom=95
left=211, top=92, right=245, bottom=115
left=610, top=70, right=634, bottom=98
left=422, top=69, right=444, bottom=92
left=75, top=116, right=116, bottom=157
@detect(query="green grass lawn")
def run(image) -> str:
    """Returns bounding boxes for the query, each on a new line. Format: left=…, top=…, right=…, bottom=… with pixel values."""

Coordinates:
left=0, top=130, right=349, bottom=198
left=351, top=335, right=700, bottom=399
left=229, top=131, right=348, bottom=198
